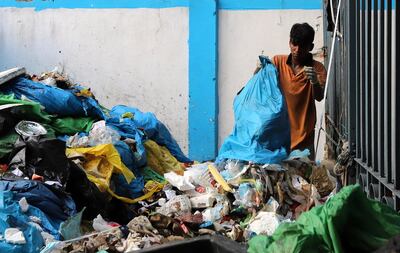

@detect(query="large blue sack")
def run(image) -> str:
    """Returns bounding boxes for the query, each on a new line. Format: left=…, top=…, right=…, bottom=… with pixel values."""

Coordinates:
left=1, top=77, right=104, bottom=119
left=106, top=118, right=147, bottom=168
left=108, top=105, right=191, bottom=163
left=217, top=56, right=290, bottom=164
left=0, top=191, right=47, bottom=253
left=0, top=180, right=76, bottom=228
left=114, top=140, right=145, bottom=175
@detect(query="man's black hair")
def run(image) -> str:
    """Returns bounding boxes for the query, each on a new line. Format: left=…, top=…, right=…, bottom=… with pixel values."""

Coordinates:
left=290, top=23, right=315, bottom=47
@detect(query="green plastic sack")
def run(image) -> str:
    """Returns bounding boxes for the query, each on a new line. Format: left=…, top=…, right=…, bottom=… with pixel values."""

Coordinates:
left=0, top=94, right=52, bottom=123
left=248, top=185, right=400, bottom=253
left=0, top=132, right=19, bottom=159
left=0, top=127, right=56, bottom=159
left=142, top=166, right=166, bottom=184
left=51, top=117, right=94, bottom=135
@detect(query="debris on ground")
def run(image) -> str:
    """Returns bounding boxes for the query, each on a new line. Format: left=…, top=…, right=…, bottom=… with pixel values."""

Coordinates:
left=0, top=67, right=396, bottom=253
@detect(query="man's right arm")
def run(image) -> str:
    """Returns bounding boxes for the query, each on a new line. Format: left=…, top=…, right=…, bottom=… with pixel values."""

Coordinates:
left=253, top=55, right=277, bottom=75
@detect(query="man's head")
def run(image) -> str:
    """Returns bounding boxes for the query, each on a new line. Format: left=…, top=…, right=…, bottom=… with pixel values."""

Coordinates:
left=289, top=23, right=315, bottom=63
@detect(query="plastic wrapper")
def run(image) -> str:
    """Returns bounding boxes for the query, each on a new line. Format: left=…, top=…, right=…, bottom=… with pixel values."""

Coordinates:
left=156, top=195, right=192, bottom=216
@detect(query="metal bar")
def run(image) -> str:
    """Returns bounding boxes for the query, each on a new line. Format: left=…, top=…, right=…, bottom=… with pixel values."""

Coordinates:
left=384, top=0, right=393, bottom=183
left=340, top=0, right=354, bottom=163
left=356, top=0, right=361, bottom=159
left=370, top=0, right=379, bottom=171
left=355, top=158, right=400, bottom=199
left=378, top=0, right=385, bottom=177
left=365, top=0, right=372, bottom=167
left=360, top=0, right=366, bottom=162
left=393, top=1, right=399, bottom=189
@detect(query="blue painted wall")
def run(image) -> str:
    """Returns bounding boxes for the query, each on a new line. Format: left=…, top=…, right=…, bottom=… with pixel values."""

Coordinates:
left=188, top=0, right=218, bottom=161
left=0, top=0, right=322, bottom=161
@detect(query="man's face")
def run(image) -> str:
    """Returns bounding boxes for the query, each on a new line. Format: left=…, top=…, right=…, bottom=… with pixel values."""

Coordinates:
left=289, top=40, right=312, bottom=63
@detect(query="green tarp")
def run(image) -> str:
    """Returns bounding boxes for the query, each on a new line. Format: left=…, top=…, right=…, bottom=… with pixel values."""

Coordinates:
left=0, top=94, right=52, bottom=123
left=248, top=185, right=400, bottom=253
left=0, top=94, right=95, bottom=159
left=51, top=117, right=94, bottom=135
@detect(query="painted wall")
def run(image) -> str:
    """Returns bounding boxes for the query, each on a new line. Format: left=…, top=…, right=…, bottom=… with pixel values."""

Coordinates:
left=0, top=7, right=190, bottom=152
left=0, top=0, right=325, bottom=161
left=218, top=9, right=326, bottom=160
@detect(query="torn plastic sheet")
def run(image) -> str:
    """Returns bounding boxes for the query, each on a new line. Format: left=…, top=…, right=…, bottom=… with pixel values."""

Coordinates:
left=59, top=208, right=85, bottom=240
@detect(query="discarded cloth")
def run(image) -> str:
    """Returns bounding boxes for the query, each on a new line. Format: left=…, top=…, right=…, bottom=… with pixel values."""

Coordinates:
left=217, top=56, right=290, bottom=164
left=248, top=185, right=400, bottom=253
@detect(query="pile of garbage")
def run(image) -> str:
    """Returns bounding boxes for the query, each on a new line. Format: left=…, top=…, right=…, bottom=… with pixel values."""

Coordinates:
left=0, top=67, right=337, bottom=253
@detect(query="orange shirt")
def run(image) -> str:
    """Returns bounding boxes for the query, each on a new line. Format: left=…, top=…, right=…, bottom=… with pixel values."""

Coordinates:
left=272, top=54, right=327, bottom=151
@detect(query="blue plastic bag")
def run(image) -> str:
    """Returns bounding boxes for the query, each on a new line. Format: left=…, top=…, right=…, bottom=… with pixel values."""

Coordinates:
left=217, top=56, right=290, bottom=164
left=114, top=140, right=145, bottom=175
left=1, top=77, right=104, bottom=119
left=0, top=191, right=46, bottom=253
left=106, top=118, right=147, bottom=168
left=112, top=174, right=145, bottom=199
left=108, top=105, right=191, bottom=163
left=0, top=180, right=76, bottom=237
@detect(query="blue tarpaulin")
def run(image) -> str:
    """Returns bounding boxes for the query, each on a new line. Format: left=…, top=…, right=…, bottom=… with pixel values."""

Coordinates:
left=217, top=56, right=291, bottom=164
left=108, top=105, right=191, bottom=163
left=0, top=180, right=76, bottom=234
left=0, top=191, right=48, bottom=252
left=113, top=139, right=146, bottom=173
left=0, top=77, right=104, bottom=119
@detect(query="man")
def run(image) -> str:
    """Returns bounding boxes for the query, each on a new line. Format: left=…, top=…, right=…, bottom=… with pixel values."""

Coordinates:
left=256, top=23, right=327, bottom=159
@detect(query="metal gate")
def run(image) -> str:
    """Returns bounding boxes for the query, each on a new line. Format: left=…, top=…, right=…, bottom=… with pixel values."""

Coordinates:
left=324, top=0, right=399, bottom=209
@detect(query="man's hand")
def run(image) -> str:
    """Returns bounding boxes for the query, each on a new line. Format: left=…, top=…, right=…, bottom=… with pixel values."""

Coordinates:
left=254, top=59, right=262, bottom=75
left=304, top=66, right=319, bottom=85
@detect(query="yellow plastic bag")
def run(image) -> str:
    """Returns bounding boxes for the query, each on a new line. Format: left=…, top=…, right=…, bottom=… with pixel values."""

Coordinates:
left=66, top=143, right=134, bottom=192
left=66, top=143, right=164, bottom=204
left=144, top=140, right=184, bottom=175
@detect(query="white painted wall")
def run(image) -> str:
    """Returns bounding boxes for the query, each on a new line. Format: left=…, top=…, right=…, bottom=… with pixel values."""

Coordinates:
left=0, top=7, right=326, bottom=160
left=0, top=7, right=189, bottom=152
left=218, top=9, right=326, bottom=160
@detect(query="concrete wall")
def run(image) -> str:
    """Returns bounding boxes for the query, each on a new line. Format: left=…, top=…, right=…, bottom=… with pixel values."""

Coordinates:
left=0, top=7, right=190, bottom=152
left=218, top=9, right=325, bottom=160
left=0, top=0, right=325, bottom=161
